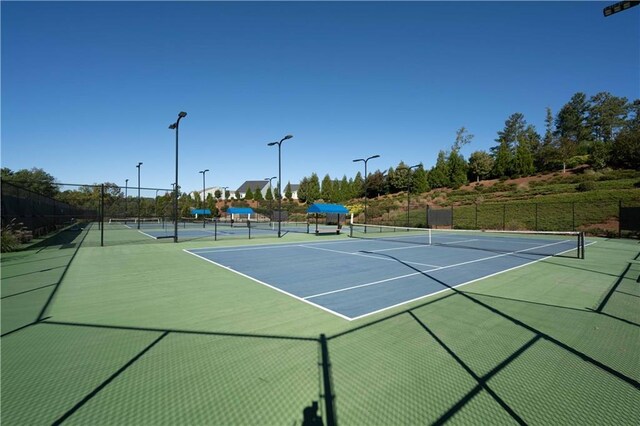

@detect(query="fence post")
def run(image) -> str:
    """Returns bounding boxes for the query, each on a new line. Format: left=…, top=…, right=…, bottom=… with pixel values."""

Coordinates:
left=572, top=202, right=575, bottom=231
left=618, top=200, right=622, bottom=238
left=319, top=334, right=337, bottom=426
left=502, top=204, right=506, bottom=230
left=426, top=205, right=430, bottom=228
left=535, top=203, right=538, bottom=231
left=451, top=205, right=454, bottom=229
left=100, top=184, right=104, bottom=247
left=475, top=203, right=478, bottom=229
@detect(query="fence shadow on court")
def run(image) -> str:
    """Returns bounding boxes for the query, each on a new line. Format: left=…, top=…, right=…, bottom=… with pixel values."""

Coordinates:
left=325, top=251, right=639, bottom=424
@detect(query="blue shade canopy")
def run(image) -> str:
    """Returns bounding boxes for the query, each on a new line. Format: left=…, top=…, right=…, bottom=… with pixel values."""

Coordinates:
left=191, top=208, right=211, bottom=215
left=307, top=203, right=349, bottom=214
left=227, top=207, right=255, bottom=214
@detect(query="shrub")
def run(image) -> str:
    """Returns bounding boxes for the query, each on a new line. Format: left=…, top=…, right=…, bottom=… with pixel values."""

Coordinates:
left=1, top=220, right=21, bottom=252
left=576, top=181, right=597, bottom=192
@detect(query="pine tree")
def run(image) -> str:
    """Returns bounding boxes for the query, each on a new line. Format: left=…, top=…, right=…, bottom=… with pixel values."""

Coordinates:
left=428, top=151, right=450, bottom=188
left=321, top=174, right=333, bottom=201
left=244, top=187, right=254, bottom=200
left=284, top=182, right=292, bottom=200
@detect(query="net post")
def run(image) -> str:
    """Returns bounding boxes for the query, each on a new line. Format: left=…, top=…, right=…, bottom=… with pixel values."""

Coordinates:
left=349, top=223, right=354, bottom=238
left=247, top=220, right=251, bottom=240
left=214, top=218, right=217, bottom=241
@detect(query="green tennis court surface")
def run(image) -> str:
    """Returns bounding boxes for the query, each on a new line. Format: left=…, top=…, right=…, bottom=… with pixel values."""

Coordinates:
left=1, top=223, right=638, bottom=424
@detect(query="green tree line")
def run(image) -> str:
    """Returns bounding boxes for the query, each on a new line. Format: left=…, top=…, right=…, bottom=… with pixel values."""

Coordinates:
left=296, top=91, right=639, bottom=204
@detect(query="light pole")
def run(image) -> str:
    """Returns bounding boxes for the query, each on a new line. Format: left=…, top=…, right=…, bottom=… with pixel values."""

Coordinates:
left=125, top=178, right=129, bottom=220
left=168, top=111, right=187, bottom=242
left=267, top=134, right=293, bottom=238
left=136, top=162, right=143, bottom=229
left=265, top=176, right=277, bottom=218
left=222, top=186, right=229, bottom=201
left=399, top=164, right=420, bottom=227
left=199, top=169, right=209, bottom=228
left=353, top=154, right=380, bottom=228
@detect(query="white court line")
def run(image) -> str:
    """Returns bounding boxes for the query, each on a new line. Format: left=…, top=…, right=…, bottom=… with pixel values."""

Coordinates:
left=137, top=230, right=159, bottom=239
left=303, top=239, right=574, bottom=300
left=182, top=248, right=352, bottom=321
left=300, top=244, right=441, bottom=268
left=347, top=241, right=597, bottom=321
left=188, top=237, right=365, bottom=254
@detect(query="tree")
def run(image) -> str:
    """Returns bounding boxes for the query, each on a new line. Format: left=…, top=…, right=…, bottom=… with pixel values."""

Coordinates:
left=429, top=151, right=450, bottom=188
left=307, top=173, right=321, bottom=204
left=366, top=170, right=387, bottom=198
left=512, top=124, right=537, bottom=177
left=447, top=150, right=468, bottom=188
left=492, top=140, right=511, bottom=178
left=453, top=126, right=474, bottom=151
left=253, top=186, right=264, bottom=201
left=284, top=182, right=292, bottom=200
left=609, top=128, right=640, bottom=169
left=297, top=177, right=310, bottom=204
left=536, top=107, right=559, bottom=171
left=265, top=187, right=274, bottom=201
left=389, top=163, right=410, bottom=194
left=2, top=167, right=59, bottom=197
left=412, top=165, right=430, bottom=193
left=554, top=92, right=592, bottom=160
left=588, top=92, right=629, bottom=143
left=234, top=190, right=240, bottom=200
left=468, top=151, right=494, bottom=182
left=214, top=189, right=222, bottom=199
left=244, top=187, right=254, bottom=200
left=321, top=174, right=333, bottom=201
left=352, top=172, right=364, bottom=198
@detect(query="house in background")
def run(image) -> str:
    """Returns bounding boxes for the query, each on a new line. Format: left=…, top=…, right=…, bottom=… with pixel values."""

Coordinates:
left=235, top=180, right=271, bottom=199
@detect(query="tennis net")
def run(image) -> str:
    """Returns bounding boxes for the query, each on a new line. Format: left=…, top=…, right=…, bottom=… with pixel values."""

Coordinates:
left=349, top=223, right=585, bottom=259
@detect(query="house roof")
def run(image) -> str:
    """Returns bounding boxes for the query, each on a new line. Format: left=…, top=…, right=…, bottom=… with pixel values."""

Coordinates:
left=236, top=180, right=269, bottom=193
left=307, top=203, right=349, bottom=214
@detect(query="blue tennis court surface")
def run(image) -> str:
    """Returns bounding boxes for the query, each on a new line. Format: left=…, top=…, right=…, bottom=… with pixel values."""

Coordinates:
left=185, top=231, right=585, bottom=320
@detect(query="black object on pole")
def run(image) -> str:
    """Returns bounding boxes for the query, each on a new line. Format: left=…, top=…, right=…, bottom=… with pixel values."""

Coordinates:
left=603, top=1, right=639, bottom=17
left=136, top=162, right=143, bottom=229
left=353, top=154, right=380, bottom=232
left=267, top=135, right=293, bottom=238
left=169, top=111, right=187, bottom=243
left=199, top=169, right=209, bottom=228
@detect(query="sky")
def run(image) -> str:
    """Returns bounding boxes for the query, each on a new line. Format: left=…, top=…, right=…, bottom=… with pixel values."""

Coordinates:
left=2, top=1, right=639, bottom=195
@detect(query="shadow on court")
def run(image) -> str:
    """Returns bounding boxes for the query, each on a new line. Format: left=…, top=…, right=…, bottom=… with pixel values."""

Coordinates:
left=324, top=250, right=640, bottom=424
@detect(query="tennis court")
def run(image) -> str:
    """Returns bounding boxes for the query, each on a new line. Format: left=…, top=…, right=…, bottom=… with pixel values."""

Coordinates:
left=2, top=222, right=638, bottom=425
left=108, top=220, right=310, bottom=241
left=186, top=225, right=587, bottom=320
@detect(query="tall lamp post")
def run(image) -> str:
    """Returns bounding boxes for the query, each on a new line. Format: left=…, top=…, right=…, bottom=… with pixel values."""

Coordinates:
left=136, top=162, right=143, bottom=229
left=125, top=178, right=129, bottom=220
left=353, top=154, right=380, bottom=229
left=267, top=134, right=293, bottom=238
left=199, top=169, right=209, bottom=228
left=265, top=176, right=277, bottom=218
left=168, top=111, right=187, bottom=243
